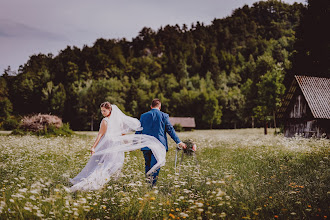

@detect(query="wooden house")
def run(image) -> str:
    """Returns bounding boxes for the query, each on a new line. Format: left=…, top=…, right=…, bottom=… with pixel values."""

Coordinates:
left=169, top=117, right=196, bottom=130
left=277, top=75, right=330, bottom=138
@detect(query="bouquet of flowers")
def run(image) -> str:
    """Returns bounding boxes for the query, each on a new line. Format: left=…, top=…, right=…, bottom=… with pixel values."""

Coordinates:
left=181, top=139, right=197, bottom=156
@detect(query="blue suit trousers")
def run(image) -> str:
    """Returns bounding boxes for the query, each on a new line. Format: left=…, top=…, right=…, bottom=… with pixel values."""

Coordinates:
left=142, top=150, right=160, bottom=186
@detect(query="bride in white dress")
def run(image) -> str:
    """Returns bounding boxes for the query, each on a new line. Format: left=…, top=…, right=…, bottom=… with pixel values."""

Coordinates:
left=70, top=102, right=166, bottom=191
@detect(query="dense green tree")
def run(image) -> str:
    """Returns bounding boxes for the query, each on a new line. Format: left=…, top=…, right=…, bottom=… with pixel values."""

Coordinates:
left=72, top=79, right=125, bottom=130
left=1, top=1, right=309, bottom=130
left=0, top=98, right=12, bottom=119
left=254, top=63, right=286, bottom=134
left=290, top=0, right=329, bottom=79
left=202, top=93, right=222, bottom=129
left=41, top=82, right=66, bottom=116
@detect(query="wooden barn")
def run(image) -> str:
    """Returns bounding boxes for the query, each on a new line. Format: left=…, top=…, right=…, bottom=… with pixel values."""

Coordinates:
left=169, top=117, right=196, bottom=130
left=277, top=75, right=330, bottom=138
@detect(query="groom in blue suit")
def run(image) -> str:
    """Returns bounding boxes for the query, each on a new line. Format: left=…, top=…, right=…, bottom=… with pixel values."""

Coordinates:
left=137, top=99, right=186, bottom=186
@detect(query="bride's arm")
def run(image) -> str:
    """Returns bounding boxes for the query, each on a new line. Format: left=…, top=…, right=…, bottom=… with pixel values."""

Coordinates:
left=90, top=120, right=108, bottom=155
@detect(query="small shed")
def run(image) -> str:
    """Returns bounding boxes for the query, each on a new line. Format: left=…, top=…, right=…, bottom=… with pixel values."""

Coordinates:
left=169, top=117, right=196, bottom=130
left=277, top=75, right=330, bottom=138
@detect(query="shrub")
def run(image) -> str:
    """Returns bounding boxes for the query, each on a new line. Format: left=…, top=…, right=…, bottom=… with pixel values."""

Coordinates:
left=173, top=123, right=184, bottom=132
left=1, top=117, right=20, bottom=130
left=11, top=114, right=73, bottom=136
left=20, top=114, right=63, bottom=132
left=36, top=123, right=73, bottom=137
left=11, top=128, right=26, bottom=135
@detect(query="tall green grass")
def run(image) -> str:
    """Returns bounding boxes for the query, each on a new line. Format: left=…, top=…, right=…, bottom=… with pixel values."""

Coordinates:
left=0, top=129, right=329, bottom=219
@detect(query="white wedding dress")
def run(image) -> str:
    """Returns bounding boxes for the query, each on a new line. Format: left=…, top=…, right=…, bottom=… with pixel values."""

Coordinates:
left=70, top=105, right=166, bottom=191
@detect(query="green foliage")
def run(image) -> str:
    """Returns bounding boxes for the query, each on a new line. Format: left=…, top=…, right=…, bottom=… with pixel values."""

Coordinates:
left=0, top=98, right=13, bottom=119
left=290, top=0, right=329, bottom=79
left=1, top=1, right=308, bottom=129
left=200, top=92, right=222, bottom=129
left=37, top=123, right=73, bottom=137
left=12, top=123, right=73, bottom=137
left=11, top=128, right=26, bottom=135
left=42, top=82, right=66, bottom=116
left=1, top=117, right=20, bottom=130
left=0, top=89, right=17, bottom=130
left=254, top=63, right=286, bottom=120
left=173, top=123, right=184, bottom=132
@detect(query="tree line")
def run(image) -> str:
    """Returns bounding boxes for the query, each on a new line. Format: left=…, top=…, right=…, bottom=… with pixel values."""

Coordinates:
left=0, top=0, right=327, bottom=131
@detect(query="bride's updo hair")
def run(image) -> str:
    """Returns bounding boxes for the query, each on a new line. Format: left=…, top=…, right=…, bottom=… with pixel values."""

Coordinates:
left=100, top=102, right=112, bottom=112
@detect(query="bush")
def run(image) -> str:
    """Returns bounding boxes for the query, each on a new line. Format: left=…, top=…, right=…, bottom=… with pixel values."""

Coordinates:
left=20, top=114, right=63, bottom=132
left=173, top=123, right=184, bottom=132
left=11, top=128, right=26, bottom=136
left=1, top=117, right=20, bottom=130
left=37, top=123, right=73, bottom=137
left=11, top=114, right=73, bottom=137
left=12, top=123, right=73, bottom=137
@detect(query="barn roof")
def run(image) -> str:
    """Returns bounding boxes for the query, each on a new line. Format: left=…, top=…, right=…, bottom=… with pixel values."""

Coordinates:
left=169, top=117, right=196, bottom=128
left=278, top=75, right=330, bottom=119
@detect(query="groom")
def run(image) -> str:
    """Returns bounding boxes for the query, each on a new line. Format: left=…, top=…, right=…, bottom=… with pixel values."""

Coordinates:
left=137, top=98, right=186, bottom=186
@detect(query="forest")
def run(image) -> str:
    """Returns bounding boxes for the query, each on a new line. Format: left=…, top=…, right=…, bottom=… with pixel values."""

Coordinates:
left=0, top=0, right=328, bottom=131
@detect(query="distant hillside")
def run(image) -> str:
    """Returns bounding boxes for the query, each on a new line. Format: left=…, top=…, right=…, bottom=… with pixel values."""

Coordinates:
left=1, top=0, right=308, bottom=130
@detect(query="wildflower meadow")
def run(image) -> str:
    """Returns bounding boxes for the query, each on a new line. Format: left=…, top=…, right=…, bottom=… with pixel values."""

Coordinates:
left=0, top=129, right=329, bottom=219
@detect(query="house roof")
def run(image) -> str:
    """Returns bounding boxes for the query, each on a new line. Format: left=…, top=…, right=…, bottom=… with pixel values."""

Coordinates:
left=278, top=75, right=330, bottom=119
left=169, top=117, right=196, bottom=128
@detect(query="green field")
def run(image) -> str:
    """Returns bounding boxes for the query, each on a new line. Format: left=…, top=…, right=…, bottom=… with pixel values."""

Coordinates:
left=0, top=129, right=329, bottom=219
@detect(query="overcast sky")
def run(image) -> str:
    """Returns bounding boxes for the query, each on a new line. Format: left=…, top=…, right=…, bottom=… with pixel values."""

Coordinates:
left=0, top=0, right=306, bottom=73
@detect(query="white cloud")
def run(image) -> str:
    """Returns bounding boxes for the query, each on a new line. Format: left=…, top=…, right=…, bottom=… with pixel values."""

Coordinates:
left=0, top=19, right=67, bottom=40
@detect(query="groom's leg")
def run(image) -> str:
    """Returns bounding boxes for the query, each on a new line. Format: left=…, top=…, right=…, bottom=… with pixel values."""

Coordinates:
left=142, top=150, right=155, bottom=185
left=150, top=153, right=160, bottom=186
left=142, top=150, right=152, bottom=174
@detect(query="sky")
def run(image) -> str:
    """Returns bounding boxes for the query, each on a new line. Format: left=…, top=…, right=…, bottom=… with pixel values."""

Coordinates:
left=0, top=0, right=306, bottom=73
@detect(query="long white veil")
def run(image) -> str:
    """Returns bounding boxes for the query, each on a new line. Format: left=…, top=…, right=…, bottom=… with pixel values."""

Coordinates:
left=70, top=105, right=166, bottom=191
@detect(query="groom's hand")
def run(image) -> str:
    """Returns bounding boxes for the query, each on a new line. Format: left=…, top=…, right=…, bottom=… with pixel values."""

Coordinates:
left=178, top=142, right=187, bottom=149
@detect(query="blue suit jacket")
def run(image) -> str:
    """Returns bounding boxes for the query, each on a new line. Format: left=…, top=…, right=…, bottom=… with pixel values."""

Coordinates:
left=137, top=109, right=181, bottom=151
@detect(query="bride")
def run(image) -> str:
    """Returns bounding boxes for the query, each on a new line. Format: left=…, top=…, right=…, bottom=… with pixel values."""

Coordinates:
left=70, top=102, right=166, bottom=191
